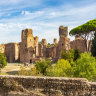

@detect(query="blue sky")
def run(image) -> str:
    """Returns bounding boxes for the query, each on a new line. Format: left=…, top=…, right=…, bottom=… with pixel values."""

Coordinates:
left=0, top=0, right=96, bottom=44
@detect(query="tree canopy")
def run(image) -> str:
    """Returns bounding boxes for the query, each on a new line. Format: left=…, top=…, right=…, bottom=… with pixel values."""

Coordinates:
left=69, top=19, right=96, bottom=51
left=69, top=19, right=96, bottom=36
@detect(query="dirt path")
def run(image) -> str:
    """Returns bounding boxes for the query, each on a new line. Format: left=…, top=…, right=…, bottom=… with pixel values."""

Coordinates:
left=1, top=63, right=21, bottom=75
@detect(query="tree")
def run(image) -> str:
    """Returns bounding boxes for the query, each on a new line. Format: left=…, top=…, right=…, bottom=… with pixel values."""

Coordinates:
left=91, top=32, right=96, bottom=56
left=46, top=59, right=72, bottom=77
left=0, top=53, right=7, bottom=68
left=69, top=19, right=96, bottom=52
left=61, top=49, right=80, bottom=62
left=47, top=43, right=54, bottom=48
left=35, top=59, right=52, bottom=75
left=61, top=51, right=69, bottom=60
left=73, top=52, right=96, bottom=80
left=74, top=49, right=80, bottom=61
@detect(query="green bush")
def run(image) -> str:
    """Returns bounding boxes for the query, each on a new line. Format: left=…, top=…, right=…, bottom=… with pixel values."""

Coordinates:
left=74, top=49, right=80, bottom=61
left=0, top=53, right=7, bottom=68
left=35, top=59, right=52, bottom=75
left=46, top=59, right=73, bottom=77
left=61, top=49, right=80, bottom=62
left=73, top=52, right=96, bottom=80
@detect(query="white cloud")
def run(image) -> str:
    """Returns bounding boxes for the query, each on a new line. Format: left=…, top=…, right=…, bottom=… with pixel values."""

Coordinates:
left=0, top=1, right=96, bottom=44
left=21, top=11, right=31, bottom=15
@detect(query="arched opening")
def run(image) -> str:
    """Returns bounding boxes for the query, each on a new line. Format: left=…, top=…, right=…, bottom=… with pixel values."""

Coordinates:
left=62, top=43, right=64, bottom=46
left=30, top=59, right=32, bottom=63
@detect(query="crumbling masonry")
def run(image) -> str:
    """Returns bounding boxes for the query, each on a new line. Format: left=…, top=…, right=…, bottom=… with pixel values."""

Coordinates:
left=0, top=26, right=92, bottom=63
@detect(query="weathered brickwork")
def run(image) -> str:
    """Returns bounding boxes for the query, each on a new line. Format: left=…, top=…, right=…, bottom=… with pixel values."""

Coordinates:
left=0, top=44, right=5, bottom=53
left=19, top=29, right=39, bottom=63
left=0, top=75, right=96, bottom=96
left=4, top=43, right=20, bottom=63
left=57, top=26, right=70, bottom=58
left=0, top=26, right=92, bottom=63
left=70, top=38, right=86, bottom=52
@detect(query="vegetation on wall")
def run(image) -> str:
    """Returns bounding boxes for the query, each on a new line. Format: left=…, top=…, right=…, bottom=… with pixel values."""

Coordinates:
left=47, top=43, right=54, bottom=48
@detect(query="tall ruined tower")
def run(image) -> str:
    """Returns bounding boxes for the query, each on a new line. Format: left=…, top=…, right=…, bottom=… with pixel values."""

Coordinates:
left=20, top=29, right=39, bottom=63
left=54, top=38, right=58, bottom=45
left=57, top=26, right=70, bottom=58
left=38, top=39, right=47, bottom=57
left=21, top=29, right=34, bottom=48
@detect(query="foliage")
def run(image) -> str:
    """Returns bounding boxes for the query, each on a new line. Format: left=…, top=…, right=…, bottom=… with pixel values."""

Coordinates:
left=74, top=49, right=81, bottom=61
left=35, top=59, right=52, bottom=75
left=73, top=52, right=96, bottom=80
left=91, top=32, right=96, bottom=57
left=18, top=65, right=42, bottom=76
left=69, top=19, right=96, bottom=36
left=69, top=19, right=96, bottom=51
left=0, top=53, right=7, bottom=68
left=61, top=51, right=68, bottom=60
left=46, top=59, right=73, bottom=77
left=47, top=43, right=54, bottom=48
left=61, top=49, right=80, bottom=62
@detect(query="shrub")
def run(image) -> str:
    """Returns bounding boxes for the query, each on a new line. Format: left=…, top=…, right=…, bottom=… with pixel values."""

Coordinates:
left=18, top=65, right=42, bottom=76
left=0, top=53, right=7, bottom=68
left=46, top=59, right=72, bottom=77
left=61, top=49, right=80, bottom=62
left=35, top=59, right=52, bottom=75
left=73, top=52, right=96, bottom=80
left=74, top=49, right=80, bottom=61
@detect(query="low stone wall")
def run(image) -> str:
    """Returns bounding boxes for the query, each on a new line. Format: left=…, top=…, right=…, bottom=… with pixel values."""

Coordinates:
left=0, top=75, right=96, bottom=96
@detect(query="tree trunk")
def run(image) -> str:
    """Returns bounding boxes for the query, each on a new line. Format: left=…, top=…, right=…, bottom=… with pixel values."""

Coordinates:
left=84, top=39, right=88, bottom=52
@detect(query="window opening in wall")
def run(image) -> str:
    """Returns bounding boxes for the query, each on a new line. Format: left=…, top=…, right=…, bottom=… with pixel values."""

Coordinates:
left=62, top=43, right=64, bottom=46
left=30, top=59, right=32, bottom=63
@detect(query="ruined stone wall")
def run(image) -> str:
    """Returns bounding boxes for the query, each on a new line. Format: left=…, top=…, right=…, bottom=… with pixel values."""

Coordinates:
left=0, top=75, right=96, bottom=96
left=70, top=39, right=87, bottom=52
left=57, top=26, right=70, bottom=58
left=54, top=38, right=58, bottom=45
left=14, top=43, right=20, bottom=62
left=20, top=29, right=39, bottom=63
left=4, top=43, right=20, bottom=63
left=34, top=36, right=39, bottom=56
left=0, top=44, right=5, bottom=53
left=38, top=39, right=47, bottom=58
left=46, top=46, right=57, bottom=59
left=0, top=26, right=93, bottom=63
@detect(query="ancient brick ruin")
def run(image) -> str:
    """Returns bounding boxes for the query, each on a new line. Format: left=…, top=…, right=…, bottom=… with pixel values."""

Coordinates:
left=0, top=26, right=92, bottom=63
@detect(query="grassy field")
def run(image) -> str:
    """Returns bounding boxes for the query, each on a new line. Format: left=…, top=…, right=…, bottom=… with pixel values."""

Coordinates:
left=0, top=63, right=34, bottom=75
